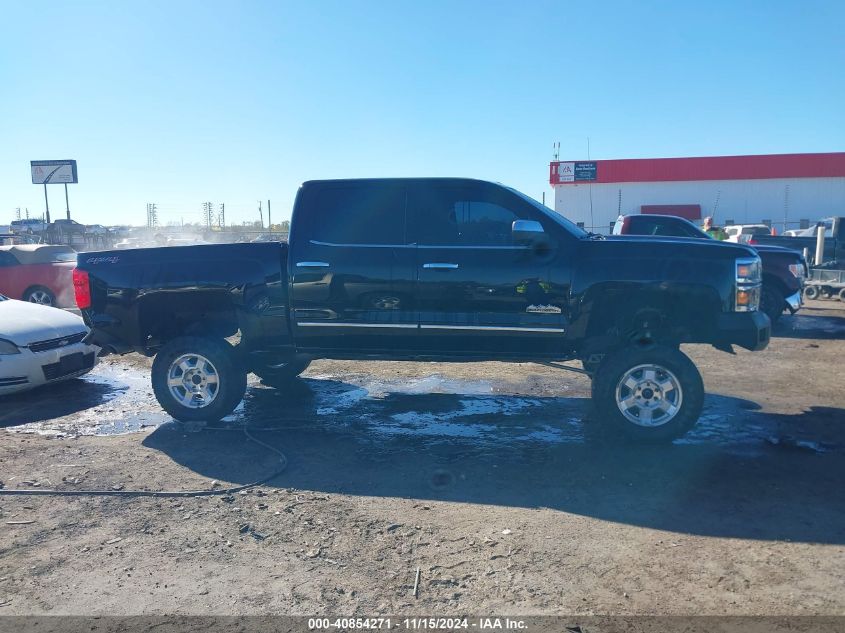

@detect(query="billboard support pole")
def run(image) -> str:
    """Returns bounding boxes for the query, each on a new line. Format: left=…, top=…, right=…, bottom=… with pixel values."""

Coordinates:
left=43, top=184, right=51, bottom=224
left=64, top=183, right=71, bottom=220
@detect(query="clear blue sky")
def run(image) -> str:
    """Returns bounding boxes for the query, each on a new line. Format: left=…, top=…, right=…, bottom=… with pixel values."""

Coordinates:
left=2, top=0, right=843, bottom=227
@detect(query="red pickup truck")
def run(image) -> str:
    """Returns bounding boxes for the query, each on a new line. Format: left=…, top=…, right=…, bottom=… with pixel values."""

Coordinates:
left=0, top=245, right=78, bottom=308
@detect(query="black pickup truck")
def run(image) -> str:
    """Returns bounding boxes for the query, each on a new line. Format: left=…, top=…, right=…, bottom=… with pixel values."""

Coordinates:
left=74, top=178, right=770, bottom=442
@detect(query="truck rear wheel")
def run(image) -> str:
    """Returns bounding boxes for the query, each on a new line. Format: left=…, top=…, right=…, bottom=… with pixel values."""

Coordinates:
left=591, top=345, right=704, bottom=443
left=253, top=358, right=311, bottom=388
left=152, top=336, right=247, bottom=422
left=804, top=286, right=819, bottom=300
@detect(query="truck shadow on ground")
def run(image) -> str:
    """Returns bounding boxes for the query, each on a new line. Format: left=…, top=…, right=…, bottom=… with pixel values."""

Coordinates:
left=143, top=376, right=845, bottom=545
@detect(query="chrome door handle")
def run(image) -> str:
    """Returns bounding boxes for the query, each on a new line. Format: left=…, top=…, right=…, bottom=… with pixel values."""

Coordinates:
left=296, top=261, right=330, bottom=268
left=423, top=263, right=459, bottom=269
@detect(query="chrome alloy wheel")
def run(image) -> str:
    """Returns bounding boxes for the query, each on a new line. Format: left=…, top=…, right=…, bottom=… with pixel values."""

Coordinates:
left=166, top=353, right=220, bottom=408
left=614, top=363, right=683, bottom=427
left=28, top=290, right=53, bottom=305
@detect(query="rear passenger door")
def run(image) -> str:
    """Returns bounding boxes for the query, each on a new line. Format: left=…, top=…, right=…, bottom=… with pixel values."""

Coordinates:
left=289, top=183, right=417, bottom=352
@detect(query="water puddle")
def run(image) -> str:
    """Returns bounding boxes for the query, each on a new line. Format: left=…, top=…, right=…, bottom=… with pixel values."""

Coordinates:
left=3, top=363, right=838, bottom=456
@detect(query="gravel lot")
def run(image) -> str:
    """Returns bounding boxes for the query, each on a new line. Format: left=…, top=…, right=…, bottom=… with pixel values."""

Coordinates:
left=0, top=301, right=843, bottom=616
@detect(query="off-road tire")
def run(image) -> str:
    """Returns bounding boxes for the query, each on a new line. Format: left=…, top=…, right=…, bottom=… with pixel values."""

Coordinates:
left=152, top=336, right=247, bottom=422
left=591, top=345, right=704, bottom=443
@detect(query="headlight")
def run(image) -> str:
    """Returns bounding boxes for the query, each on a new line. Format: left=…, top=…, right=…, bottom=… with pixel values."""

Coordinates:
left=0, top=339, right=21, bottom=355
left=788, top=263, right=805, bottom=279
left=736, top=257, right=762, bottom=283
left=735, top=256, right=762, bottom=312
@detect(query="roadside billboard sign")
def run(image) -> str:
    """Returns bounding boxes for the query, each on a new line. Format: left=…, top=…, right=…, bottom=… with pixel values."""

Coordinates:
left=31, top=160, right=78, bottom=184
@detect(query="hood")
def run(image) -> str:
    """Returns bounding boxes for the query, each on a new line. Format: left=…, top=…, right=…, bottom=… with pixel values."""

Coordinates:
left=600, top=234, right=757, bottom=259
left=749, top=243, right=804, bottom=257
left=0, top=299, right=89, bottom=346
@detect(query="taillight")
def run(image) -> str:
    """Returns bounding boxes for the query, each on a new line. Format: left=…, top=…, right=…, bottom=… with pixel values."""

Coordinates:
left=748, top=237, right=757, bottom=245
left=72, top=269, right=91, bottom=309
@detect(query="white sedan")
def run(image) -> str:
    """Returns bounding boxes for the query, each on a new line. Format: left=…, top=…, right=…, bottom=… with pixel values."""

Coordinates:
left=0, top=295, right=99, bottom=395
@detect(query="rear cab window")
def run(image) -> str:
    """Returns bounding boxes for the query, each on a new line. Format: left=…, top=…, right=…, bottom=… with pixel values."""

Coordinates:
left=299, top=183, right=407, bottom=246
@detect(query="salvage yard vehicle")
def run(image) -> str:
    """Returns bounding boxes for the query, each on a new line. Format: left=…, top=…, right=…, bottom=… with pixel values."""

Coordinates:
left=612, top=214, right=807, bottom=324
left=0, top=244, right=78, bottom=307
left=803, top=265, right=845, bottom=301
left=724, top=224, right=773, bottom=244
left=0, top=294, right=99, bottom=395
left=75, top=178, right=770, bottom=442
left=752, top=217, right=845, bottom=264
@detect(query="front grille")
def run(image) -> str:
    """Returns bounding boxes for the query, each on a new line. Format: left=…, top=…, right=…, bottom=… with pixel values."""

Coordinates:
left=42, top=352, right=95, bottom=381
left=28, top=331, right=87, bottom=353
left=0, top=376, right=29, bottom=387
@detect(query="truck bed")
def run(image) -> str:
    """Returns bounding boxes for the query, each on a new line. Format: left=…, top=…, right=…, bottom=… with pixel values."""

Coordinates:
left=77, top=242, right=290, bottom=354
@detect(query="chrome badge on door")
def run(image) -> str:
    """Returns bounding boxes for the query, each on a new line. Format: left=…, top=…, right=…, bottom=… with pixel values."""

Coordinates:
left=526, top=304, right=562, bottom=314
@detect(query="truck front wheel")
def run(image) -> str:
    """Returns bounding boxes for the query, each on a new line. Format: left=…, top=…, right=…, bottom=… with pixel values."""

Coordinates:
left=591, top=345, right=704, bottom=443
left=152, top=336, right=247, bottom=422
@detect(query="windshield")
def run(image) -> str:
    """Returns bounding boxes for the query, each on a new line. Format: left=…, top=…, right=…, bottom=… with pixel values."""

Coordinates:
left=507, top=187, right=588, bottom=238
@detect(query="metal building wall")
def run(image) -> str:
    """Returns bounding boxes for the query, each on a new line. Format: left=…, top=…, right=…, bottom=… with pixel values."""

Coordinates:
left=553, top=177, right=845, bottom=233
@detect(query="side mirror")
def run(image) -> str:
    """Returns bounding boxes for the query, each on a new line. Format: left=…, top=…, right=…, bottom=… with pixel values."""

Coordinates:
left=512, top=219, right=546, bottom=244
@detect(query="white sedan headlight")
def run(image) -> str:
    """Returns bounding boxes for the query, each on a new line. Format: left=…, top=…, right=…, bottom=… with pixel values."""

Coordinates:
left=0, top=339, right=21, bottom=355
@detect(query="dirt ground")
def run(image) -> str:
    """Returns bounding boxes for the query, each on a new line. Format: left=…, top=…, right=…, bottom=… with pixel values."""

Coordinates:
left=0, top=301, right=843, bottom=616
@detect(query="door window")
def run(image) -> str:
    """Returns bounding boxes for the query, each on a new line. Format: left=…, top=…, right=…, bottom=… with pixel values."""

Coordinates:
left=413, top=186, right=527, bottom=246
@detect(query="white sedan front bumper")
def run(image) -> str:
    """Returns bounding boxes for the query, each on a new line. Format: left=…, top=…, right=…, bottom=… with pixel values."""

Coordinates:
left=0, top=341, right=100, bottom=395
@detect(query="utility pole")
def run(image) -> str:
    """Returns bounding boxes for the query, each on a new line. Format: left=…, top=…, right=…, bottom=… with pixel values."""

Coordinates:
left=43, top=184, right=51, bottom=224
left=258, top=200, right=263, bottom=228
left=267, top=200, right=271, bottom=232
left=218, top=203, right=225, bottom=228
left=15, top=208, right=21, bottom=220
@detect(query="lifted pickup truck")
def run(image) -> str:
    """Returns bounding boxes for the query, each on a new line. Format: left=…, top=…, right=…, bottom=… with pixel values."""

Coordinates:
left=75, top=178, right=770, bottom=442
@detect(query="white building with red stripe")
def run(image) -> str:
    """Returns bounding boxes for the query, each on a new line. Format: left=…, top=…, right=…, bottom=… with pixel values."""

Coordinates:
left=549, top=152, right=845, bottom=234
